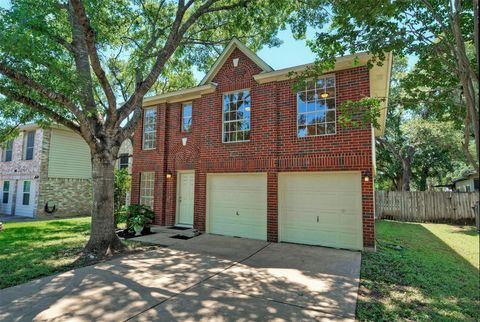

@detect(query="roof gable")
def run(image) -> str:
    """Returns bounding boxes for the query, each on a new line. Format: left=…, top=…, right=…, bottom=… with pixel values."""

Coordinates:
left=199, top=38, right=273, bottom=85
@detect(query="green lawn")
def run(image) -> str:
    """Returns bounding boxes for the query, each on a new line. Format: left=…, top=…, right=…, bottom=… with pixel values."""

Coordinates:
left=357, top=220, right=479, bottom=321
left=0, top=217, right=146, bottom=289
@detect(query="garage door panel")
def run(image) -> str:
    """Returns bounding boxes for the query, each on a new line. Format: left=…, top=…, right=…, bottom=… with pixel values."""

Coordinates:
left=279, top=172, right=363, bottom=250
left=208, top=174, right=267, bottom=240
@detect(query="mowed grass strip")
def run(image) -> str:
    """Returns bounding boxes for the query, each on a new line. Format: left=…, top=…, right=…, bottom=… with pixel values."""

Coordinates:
left=357, top=220, right=479, bottom=321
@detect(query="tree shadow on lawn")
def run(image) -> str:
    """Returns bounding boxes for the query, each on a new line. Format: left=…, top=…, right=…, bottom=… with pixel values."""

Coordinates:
left=450, top=225, right=479, bottom=236
left=0, top=220, right=91, bottom=289
left=356, top=221, right=479, bottom=322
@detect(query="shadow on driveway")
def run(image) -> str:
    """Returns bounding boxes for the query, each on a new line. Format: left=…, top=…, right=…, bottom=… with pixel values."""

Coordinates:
left=0, top=234, right=361, bottom=322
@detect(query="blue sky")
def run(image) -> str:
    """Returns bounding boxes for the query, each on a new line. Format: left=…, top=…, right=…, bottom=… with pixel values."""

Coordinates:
left=193, top=28, right=318, bottom=81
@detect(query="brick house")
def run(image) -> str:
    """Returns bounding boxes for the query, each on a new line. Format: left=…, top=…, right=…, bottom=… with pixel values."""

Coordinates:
left=131, top=39, right=392, bottom=251
left=0, top=125, right=134, bottom=218
left=0, top=124, right=92, bottom=218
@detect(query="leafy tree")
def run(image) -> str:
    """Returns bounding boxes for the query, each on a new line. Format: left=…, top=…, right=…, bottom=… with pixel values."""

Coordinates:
left=304, top=0, right=479, bottom=171
left=0, top=0, right=304, bottom=254
left=376, top=57, right=467, bottom=191
left=113, top=168, right=131, bottom=227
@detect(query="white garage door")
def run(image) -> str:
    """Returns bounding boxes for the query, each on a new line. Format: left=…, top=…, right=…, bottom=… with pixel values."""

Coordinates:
left=279, top=172, right=363, bottom=250
left=207, top=173, right=267, bottom=240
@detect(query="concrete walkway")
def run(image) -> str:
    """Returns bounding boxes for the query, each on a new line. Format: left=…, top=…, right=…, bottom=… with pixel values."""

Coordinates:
left=0, top=215, right=36, bottom=222
left=0, top=233, right=361, bottom=322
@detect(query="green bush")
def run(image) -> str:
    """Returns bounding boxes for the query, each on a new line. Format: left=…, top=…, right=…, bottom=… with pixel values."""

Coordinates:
left=120, top=204, right=155, bottom=230
left=114, top=168, right=131, bottom=227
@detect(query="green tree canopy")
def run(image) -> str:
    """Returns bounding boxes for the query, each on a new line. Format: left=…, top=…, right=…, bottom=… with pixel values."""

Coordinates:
left=0, top=0, right=312, bottom=254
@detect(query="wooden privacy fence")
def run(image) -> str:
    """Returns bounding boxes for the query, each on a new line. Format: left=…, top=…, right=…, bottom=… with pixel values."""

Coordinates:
left=375, top=191, right=479, bottom=223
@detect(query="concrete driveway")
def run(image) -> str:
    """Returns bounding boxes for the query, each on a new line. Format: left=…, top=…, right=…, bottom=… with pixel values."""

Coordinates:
left=0, top=234, right=361, bottom=322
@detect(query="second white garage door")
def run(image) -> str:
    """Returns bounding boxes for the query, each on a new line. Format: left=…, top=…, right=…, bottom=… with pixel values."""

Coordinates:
left=279, top=172, right=363, bottom=250
left=207, top=173, right=267, bottom=240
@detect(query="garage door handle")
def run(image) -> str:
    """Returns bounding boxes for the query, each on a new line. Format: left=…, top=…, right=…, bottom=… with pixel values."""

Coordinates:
left=236, top=211, right=240, bottom=216
left=316, top=216, right=319, bottom=223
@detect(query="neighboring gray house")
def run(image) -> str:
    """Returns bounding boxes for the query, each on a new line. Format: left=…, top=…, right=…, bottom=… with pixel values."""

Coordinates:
left=453, top=173, right=479, bottom=192
left=0, top=124, right=92, bottom=218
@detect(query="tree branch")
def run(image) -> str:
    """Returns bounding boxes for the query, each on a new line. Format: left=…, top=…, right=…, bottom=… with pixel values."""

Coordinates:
left=0, top=62, right=85, bottom=123
left=117, top=0, right=249, bottom=124
left=0, top=86, right=80, bottom=133
left=69, top=0, right=117, bottom=118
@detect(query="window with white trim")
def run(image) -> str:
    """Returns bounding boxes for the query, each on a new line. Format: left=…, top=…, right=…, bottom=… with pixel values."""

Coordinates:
left=2, top=181, right=10, bottom=204
left=181, top=103, right=192, bottom=132
left=297, top=75, right=336, bottom=137
left=1, top=140, right=13, bottom=162
left=118, top=154, right=129, bottom=170
left=140, top=172, right=154, bottom=209
left=142, top=108, right=157, bottom=149
left=222, top=90, right=251, bottom=143
left=23, top=131, right=35, bottom=160
left=22, top=181, right=31, bottom=205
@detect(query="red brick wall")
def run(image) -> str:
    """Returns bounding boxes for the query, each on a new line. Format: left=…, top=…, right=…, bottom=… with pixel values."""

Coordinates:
left=132, top=47, right=375, bottom=248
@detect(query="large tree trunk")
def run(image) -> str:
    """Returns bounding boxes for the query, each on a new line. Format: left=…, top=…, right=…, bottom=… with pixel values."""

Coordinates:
left=85, top=152, right=123, bottom=255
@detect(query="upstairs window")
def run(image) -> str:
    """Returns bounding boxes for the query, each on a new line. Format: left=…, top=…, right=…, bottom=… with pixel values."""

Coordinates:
left=1, top=140, right=13, bottom=162
left=223, top=90, right=251, bottom=143
left=142, top=108, right=157, bottom=150
left=2, top=181, right=9, bottom=204
left=23, top=131, right=35, bottom=160
left=181, top=103, right=192, bottom=132
left=297, top=75, right=336, bottom=137
left=119, top=154, right=129, bottom=170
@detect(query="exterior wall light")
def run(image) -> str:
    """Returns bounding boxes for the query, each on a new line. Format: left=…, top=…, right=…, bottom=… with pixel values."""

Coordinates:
left=233, top=58, right=239, bottom=67
left=182, top=137, right=187, bottom=146
left=363, top=170, right=371, bottom=182
left=166, top=172, right=173, bottom=179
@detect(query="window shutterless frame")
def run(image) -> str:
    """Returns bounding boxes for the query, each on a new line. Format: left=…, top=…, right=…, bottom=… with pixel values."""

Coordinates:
left=2, top=140, right=13, bottom=162
left=222, top=89, right=251, bottom=143
left=23, top=131, right=35, bottom=160
left=181, top=102, right=192, bottom=133
left=142, top=108, right=157, bottom=150
left=296, top=74, right=337, bottom=138
left=139, top=172, right=155, bottom=209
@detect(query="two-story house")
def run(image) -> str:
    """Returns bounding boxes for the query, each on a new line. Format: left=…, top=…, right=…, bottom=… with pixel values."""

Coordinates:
left=0, top=124, right=93, bottom=218
left=131, top=39, right=392, bottom=251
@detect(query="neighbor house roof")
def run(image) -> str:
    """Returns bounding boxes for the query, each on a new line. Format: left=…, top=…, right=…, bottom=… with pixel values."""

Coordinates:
left=142, top=38, right=393, bottom=136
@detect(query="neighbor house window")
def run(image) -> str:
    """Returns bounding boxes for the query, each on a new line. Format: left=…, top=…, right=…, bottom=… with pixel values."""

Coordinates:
left=23, top=131, right=35, bottom=160
left=142, top=108, right=157, bottom=149
left=118, top=154, right=129, bottom=170
left=22, top=181, right=31, bottom=205
left=140, top=172, right=154, bottom=209
left=222, top=90, right=251, bottom=143
left=1, top=140, right=13, bottom=162
left=2, top=181, right=9, bottom=204
left=297, top=75, right=336, bottom=137
left=181, top=103, right=192, bottom=132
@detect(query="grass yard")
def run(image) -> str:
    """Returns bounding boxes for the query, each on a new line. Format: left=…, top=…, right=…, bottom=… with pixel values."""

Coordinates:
left=357, top=220, right=479, bottom=321
left=0, top=217, right=148, bottom=289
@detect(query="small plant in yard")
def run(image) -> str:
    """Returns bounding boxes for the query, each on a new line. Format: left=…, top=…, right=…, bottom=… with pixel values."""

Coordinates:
left=120, top=204, right=155, bottom=236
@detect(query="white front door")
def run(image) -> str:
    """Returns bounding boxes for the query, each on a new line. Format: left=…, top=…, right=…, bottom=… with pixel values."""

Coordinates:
left=279, top=172, right=363, bottom=250
left=177, top=172, right=195, bottom=226
left=1, top=181, right=13, bottom=215
left=207, top=173, right=267, bottom=240
left=15, top=180, right=36, bottom=218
